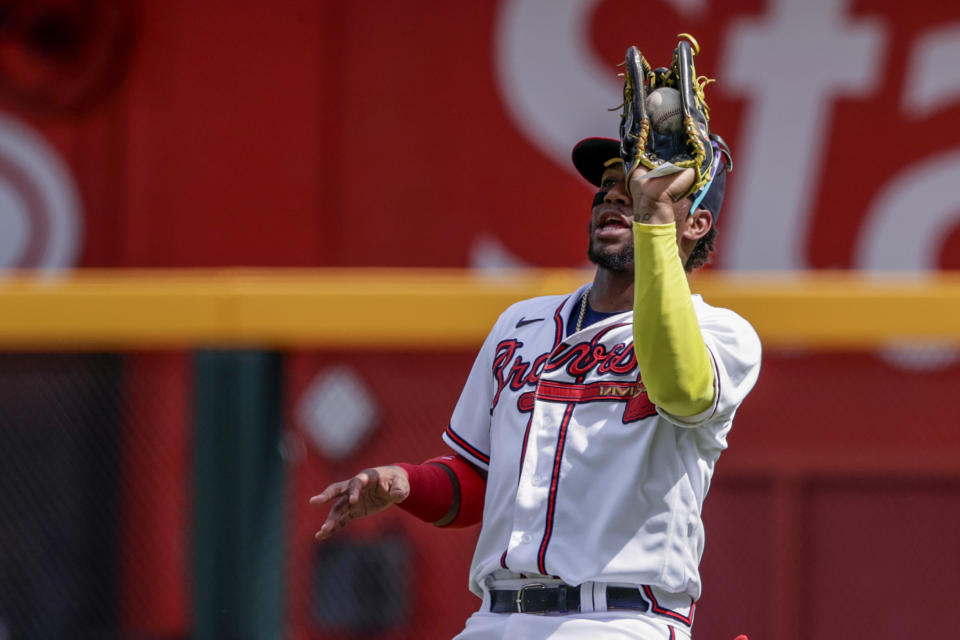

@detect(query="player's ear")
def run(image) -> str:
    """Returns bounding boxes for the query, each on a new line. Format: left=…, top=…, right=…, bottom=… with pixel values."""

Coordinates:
left=682, top=208, right=712, bottom=241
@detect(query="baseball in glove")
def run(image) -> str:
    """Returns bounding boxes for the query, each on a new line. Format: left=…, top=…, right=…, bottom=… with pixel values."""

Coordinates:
left=618, top=34, right=729, bottom=205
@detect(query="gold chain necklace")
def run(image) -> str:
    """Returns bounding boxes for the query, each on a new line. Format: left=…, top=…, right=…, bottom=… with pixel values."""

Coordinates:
left=575, top=287, right=591, bottom=332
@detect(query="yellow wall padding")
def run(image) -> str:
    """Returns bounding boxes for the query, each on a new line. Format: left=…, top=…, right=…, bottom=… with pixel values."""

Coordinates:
left=0, top=269, right=958, bottom=350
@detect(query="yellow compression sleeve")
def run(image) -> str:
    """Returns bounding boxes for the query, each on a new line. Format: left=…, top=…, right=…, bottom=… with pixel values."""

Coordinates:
left=632, top=222, right=715, bottom=417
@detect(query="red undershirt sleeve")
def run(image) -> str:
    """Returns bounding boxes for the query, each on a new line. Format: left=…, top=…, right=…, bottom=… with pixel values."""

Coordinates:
left=394, top=454, right=486, bottom=527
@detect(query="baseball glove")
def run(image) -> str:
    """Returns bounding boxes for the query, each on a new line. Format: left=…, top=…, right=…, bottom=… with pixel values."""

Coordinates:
left=618, top=34, right=720, bottom=199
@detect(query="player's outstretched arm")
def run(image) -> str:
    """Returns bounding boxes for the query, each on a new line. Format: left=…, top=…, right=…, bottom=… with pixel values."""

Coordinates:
left=309, top=465, right=410, bottom=540
left=628, top=167, right=715, bottom=417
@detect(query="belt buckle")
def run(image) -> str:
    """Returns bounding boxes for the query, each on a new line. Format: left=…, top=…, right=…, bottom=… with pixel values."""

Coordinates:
left=516, top=583, right=547, bottom=614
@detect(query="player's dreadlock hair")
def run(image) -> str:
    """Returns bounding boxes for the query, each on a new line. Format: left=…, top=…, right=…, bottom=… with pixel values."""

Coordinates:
left=684, top=226, right=717, bottom=272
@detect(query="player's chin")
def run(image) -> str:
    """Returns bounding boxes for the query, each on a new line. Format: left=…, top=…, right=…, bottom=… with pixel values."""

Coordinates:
left=587, top=241, right=634, bottom=273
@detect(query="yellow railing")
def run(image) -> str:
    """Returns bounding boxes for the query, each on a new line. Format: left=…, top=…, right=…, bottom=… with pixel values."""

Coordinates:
left=1, top=269, right=958, bottom=349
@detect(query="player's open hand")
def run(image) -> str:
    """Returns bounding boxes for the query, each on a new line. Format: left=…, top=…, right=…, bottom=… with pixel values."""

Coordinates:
left=309, top=465, right=410, bottom=540
left=628, top=166, right=696, bottom=225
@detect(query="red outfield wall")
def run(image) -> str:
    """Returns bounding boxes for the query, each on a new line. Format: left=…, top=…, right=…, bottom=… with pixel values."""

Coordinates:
left=5, top=0, right=960, bottom=272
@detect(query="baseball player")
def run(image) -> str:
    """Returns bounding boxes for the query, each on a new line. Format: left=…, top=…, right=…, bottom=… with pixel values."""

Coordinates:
left=311, top=37, right=761, bottom=640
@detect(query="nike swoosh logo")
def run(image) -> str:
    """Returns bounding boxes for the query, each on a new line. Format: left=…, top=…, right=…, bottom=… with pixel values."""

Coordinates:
left=515, top=317, right=544, bottom=328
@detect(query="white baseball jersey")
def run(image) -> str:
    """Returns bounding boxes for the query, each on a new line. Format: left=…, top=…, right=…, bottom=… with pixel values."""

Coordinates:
left=442, top=283, right=761, bottom=601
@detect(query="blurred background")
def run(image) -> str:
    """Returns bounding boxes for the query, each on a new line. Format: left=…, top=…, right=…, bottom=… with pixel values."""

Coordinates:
left=0, top=0, right=958, bottom=638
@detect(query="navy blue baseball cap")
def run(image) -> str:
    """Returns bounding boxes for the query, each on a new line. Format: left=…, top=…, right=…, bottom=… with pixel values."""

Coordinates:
left=572, top=136, right=729, bottom=222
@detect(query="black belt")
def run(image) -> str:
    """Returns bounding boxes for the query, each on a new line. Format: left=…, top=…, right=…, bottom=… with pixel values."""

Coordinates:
left=490, top=584, right=650, bottom=614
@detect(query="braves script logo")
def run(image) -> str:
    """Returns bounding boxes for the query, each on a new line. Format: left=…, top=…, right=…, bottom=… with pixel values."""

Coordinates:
left=490, top=332, right=656, bottom=423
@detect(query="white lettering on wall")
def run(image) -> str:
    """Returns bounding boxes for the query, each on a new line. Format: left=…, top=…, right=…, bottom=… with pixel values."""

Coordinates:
left=855, top=150, right=960, bottom=270
left=902, top=25, right=960, bottom=119
left=0, top=113, right=81, bottom=273
left=493, top=0, right=619, bottom=168
left=720, top=0, right=885, bottom=269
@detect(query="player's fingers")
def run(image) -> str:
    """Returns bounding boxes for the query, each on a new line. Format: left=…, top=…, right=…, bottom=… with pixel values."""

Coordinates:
left=325, top=496, right=368, bottom=536
left=316, top=519, right=340, bottom=540
left=317, top=514, right=344, bottom=539
left=665, top=167, right=696, bottom=201
left=309, top=480, right=349, bottom=505
left=347, top=471, right=373, bottom=504
left=316, top=496, right=351, bottom=539
left=383, top=474, right=408, bottom=501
